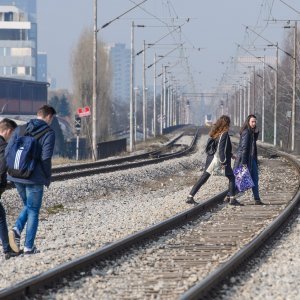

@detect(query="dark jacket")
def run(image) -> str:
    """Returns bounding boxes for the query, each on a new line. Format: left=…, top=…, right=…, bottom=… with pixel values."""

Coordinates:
left=234, top=128, right=259, bottom=171
left=6, top=119, right=56, bottom=187
left=205, top=131, right=233, bottom=176
left=0, top=136, right=8, bottom=191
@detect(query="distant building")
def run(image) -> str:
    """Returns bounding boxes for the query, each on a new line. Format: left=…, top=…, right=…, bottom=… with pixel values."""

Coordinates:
left=106, top=43, right=130, bottom=104
left=0, top=76, right=48, bottom=115
left=37, top=51, right=47, bottom=82
left=0, top=0, right=37, bottom=81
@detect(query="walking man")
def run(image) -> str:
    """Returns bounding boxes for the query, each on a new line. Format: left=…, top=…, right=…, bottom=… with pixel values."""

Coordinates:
left=0, top=118, right=18, bottom=259
left=6, top=105, right=56, bottom=254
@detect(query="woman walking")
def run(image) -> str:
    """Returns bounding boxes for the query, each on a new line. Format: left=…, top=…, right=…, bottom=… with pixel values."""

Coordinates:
left=234, top=114, right=263, bottom=205
left=186, top=115, right=241, bottom=206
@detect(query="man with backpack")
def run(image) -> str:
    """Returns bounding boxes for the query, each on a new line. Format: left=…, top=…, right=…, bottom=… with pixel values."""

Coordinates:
left=0, top=118, right=18, bottom=260
left=6, top=105, right=56, bottom=255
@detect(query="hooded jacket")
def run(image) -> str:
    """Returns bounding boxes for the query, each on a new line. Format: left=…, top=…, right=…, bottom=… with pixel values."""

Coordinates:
left=6, top=119, right=55, bottom=187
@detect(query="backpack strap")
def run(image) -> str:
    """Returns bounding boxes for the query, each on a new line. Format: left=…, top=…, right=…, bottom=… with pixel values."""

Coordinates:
left=20, top=124, right=50, bottom=140
left=33, top=127, right=51, bottom=140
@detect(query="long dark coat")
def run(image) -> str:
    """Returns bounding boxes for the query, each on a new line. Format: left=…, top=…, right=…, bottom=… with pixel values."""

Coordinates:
left=205, top=131, right=233, bottom=176
left=234, top=128, right=259, bottom=171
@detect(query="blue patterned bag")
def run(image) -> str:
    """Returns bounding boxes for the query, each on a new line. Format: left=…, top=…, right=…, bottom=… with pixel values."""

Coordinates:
left=233, top=165, right=254, bottom=192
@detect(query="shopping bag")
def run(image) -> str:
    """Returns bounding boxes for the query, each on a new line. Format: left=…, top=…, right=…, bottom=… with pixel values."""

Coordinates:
left=233, top=165, right=255, bottom=192
left=207, top=155, right=225, bottom=176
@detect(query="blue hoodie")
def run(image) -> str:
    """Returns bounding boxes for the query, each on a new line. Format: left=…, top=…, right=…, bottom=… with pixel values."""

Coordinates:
left=6, top=119, right=56, bottom=187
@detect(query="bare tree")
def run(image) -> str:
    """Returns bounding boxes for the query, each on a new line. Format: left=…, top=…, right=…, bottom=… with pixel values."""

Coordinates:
left=71, top=28, right=112, bottom=150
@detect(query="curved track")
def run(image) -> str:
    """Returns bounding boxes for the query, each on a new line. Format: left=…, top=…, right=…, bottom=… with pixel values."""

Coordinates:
left=0, top=140, right=298, bottom=299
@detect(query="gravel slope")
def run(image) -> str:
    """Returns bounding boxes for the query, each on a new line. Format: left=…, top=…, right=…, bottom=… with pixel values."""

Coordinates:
left=1, top=134, right=228, bottom=289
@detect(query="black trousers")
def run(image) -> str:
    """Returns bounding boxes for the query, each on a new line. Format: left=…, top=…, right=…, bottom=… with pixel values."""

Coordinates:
left=0, top=201, right=9, bottom=253
left=189, top=171, right=235, bottom=198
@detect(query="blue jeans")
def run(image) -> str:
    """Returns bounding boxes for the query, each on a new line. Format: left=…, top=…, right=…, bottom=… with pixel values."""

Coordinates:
left=250, top=159, right=260, bottom=200
left=14, top=183, right=44, bottom=249
left=0, top=201, right=10, bottom=253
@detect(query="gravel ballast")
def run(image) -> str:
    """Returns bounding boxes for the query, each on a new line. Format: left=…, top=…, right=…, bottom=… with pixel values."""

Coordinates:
left=0, top=133, right=299, bottom=300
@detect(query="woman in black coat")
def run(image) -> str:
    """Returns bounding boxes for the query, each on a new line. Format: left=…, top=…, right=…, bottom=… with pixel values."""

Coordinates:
left=234, top=114, right=263, bottom=205
left=186, top=115, right=241, bottom=205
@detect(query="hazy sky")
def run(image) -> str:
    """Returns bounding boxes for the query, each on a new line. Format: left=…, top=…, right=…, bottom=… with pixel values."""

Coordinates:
left=37, top=0, right=299, bottom=92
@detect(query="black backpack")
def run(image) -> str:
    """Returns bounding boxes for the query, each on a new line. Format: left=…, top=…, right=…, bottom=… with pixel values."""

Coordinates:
left=205, top=137, right=217, bottom=155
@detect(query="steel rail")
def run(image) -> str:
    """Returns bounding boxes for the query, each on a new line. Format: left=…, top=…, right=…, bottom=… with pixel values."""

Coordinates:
left=52, top=132, right=185, bottom=174
left=51, top=130, right=198, bottom=181
left=180, top=145, right=300, bottom=300
left=0, top=191, right=227, bottom=299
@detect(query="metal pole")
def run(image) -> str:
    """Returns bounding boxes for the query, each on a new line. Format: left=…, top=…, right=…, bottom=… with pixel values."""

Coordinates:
left=142, top=40, right=146, bottom=141
left=92, top=0, right=97, bottom=160
left=262, top=56, right=265, bottom=142
left=129, top=21, right=135, bottom=151
left=243, top=79, right=246, bottom=122
left=134, top=87, right=138, bottom=141
left=248, top=79, right=251, bottom=116
left=167, top=84, right=171, bottom=127
left=234, top=86, right=237, bottom=125
left=253, top=66, right=256, bottom=113
left=239, top=85, right=242, bottom=126
left=153, top=53, right=157, bottom=137
left=160, top=65, right=163, bottom=135
left=291, top=21, right=297, bottom=151
left=163, top=65, right=167, bottom=129
left=76, top=132, right=79, bottom=161
left=274, top=43, right=278, bottom=146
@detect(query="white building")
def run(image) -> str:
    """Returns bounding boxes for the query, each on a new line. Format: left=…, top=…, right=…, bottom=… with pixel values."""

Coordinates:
left=106, top=43, right=130, bottom=104
left=0, top=0, right=37, bottom=81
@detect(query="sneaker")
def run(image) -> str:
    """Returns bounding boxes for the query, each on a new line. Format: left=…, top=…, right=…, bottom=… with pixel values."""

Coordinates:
left=4, top=249, right=23, bottom=260
left=224, top=195, right=230, bottom=203
left=186, top=196, right=198, bottom=205
left=255, top=199, right=264, bottom=205
left=229, top=198, right=244, bottom=206
left=8, top=229, right=21, bottom=253
left=24, top=246, right=40, bottom=255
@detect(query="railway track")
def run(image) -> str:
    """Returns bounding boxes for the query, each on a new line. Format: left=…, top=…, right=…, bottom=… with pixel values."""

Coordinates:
left=50, top=127, right=199, bottom=181
left=0, top=140, right=298, bottom=299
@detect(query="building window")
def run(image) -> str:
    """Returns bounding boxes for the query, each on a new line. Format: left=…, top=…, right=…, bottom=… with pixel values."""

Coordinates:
left=11, top=48, right=32, bottom=56
left=17, top=66, right=26, bottom=75
left=12, top=66, right=17, bottom=75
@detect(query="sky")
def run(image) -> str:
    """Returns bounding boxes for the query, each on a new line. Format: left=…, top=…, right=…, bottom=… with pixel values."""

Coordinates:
left=37, top=0, right=300, bottom=92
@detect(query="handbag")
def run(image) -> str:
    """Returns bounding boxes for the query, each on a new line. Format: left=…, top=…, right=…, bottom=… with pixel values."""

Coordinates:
left=206, top=133, right=227, bottom=176
left=233, top=165, right=255, bottom=192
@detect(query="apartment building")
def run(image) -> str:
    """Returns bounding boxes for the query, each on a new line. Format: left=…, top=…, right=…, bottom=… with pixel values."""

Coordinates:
left=0, top=0, right=37, bottom=81
left=106, top=43, right=130, bottom=104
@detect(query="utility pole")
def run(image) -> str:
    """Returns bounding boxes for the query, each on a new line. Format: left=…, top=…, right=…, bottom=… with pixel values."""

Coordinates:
left=153, top=53, right=157, bottom=137
left=291, top=21, right=297, bottom=151
left=239, top=84, right=243, bottom=126
left=274, top=43, right=279, bottom=146
left=262, top=56, right=265, bottom=142
left=243, top=78, right=247, bottom=121
left=142, top=40, right=147, bottom=141
left=92, top=0, right=98, bottom=160
left=160, top=65, right=163, bottom=135
left=129, top=21, right=135, bottom=151
left=163, top=65, right=167, bottom=129
left=253, top=65, right=256, bottom=113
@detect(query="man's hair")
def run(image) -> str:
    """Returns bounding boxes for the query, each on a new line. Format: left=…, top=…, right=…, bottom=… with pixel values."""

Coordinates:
left=37, top=105, right=57, bottom=118
left=0, top=118, right=17, bottom=131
